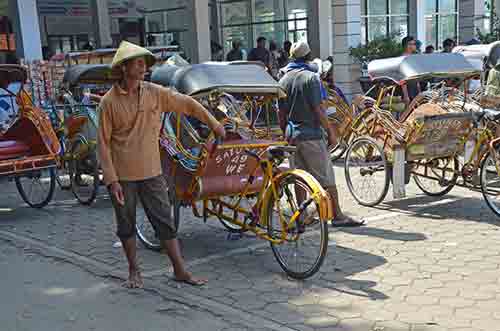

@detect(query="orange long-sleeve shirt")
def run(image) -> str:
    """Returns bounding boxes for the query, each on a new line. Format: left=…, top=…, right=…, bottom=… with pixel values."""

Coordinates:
left=98, top=81, right=219, bottom=185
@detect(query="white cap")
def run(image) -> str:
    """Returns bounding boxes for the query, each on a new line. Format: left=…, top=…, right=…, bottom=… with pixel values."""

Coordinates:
left=290, top=41, right=311, bottom=59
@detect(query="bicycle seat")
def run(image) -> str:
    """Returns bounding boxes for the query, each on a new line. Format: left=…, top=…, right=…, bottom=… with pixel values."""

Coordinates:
left=266, top=145, right=297, bottom=160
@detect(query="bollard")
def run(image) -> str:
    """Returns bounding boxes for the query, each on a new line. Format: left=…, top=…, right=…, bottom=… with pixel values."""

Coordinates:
left=392, top=142, right=406, bottom=199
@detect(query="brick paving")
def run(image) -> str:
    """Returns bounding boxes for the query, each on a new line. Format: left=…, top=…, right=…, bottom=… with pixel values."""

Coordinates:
left=1, top=165, right=500, bottom=331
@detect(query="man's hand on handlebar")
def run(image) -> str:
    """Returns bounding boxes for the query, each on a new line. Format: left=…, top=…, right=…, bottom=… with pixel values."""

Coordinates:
left=213, top=122, right=226, bottom=140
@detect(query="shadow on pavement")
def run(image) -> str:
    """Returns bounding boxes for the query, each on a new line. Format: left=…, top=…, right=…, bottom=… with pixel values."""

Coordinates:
left=338, top=225, right=427, bottom=241
left=380, top=194, right=500, bottom=225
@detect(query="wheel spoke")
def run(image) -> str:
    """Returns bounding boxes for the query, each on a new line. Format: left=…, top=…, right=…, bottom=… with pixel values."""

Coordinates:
left=268, top=176, right=328, bottom=279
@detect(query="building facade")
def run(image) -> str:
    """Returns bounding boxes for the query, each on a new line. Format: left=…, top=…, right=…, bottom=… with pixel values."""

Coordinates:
left=2, top=0, right=499, bottom=98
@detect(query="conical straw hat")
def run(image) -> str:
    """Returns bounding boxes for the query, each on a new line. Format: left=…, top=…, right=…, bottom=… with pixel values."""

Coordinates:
left=111, top=41, right=155, bottom=69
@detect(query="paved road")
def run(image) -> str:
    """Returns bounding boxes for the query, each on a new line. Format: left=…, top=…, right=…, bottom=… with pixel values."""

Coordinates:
left=1, top=165, right=500, bottom=331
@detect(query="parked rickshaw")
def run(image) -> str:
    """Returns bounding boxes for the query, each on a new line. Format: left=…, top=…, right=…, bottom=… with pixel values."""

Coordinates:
left=52, top=64, right=115, bottom=204
left=51, top=46, right=183, bottom=68
left=136, top=63, right=333, bottom=279
left=327, top=53, right=482, bottom=163
left=344, top=53, right=500, bottom=218
left=454, top=41, right=500, bottom=104
left=0, top=65, right=60, bottom=208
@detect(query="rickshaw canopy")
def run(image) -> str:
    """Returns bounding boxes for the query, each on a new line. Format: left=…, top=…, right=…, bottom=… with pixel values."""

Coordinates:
left=150, top=64, right=181, bottom=88
left=151, top=62, right=286, bottom=97
left=51, top=46, right=183, bottom=66
left=453, top=41, right=500, bottom=70
left=368, top=53, right=480, bottom=82
left=62, top=64, right=117, bottom=86
left=0, top=65, right=27, bottom=88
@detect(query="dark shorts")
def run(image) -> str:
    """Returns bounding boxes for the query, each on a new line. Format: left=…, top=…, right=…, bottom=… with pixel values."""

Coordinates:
left=109, top=175, right=176, bottom=241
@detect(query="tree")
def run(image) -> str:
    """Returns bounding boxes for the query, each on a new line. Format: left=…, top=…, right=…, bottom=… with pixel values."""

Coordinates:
left=477, top=1, right=500, bottom=43
left=349, top=33, right=404, bottom=64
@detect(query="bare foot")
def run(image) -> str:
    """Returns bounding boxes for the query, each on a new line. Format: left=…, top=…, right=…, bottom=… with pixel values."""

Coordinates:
left=174, top=272, right=207, bottom=286
left=123, top=269, right=144, bottom=289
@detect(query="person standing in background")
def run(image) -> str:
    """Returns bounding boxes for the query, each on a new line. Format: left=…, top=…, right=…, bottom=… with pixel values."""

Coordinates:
left=268, top=41, right=280, bottom=79
left=278, top=40, right=292, bottom=68
left=248, top=36, right=271, bottom=70
left=424, top=45, right=435, bottom=54
left=401, top=36, right=417, bottom=56
left=442, top=38, right=456, bottom=53
left=226, top=40, right=244, bottom=62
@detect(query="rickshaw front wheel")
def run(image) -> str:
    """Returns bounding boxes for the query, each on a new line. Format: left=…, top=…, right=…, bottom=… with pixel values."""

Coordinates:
left=15, top=167, right=56, bottom=208
left=345, top=137, right=389, bottom=206
left=69, top=138, right=99, bottom=205
left=480, top=151, right=500, bottom=219
left=266, top=173, right=328, bottom=280
left=413, top=157, right=458, bottom=197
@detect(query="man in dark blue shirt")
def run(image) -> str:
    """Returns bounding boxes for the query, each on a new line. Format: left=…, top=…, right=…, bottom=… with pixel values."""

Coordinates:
left=248, top=36, right=271, bottom=70
left=278, top=41, right=363, bottom=227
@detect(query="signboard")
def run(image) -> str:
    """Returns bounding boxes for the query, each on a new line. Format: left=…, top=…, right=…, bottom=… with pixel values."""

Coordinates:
left=107, top=0, right=145, bottom=18
left=37, top=0, right=91, bottom=16
left=44, top=16, right=92, bottom=35
left=407, top=113, right=473, bottom=161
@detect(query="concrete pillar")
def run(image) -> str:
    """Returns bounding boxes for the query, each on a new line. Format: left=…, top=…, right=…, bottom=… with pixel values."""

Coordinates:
left=331, top=0, right=362, bottom=100
left=392, top=143, right=406, bottom=199
left=308, top=0, right=332, bottom=59
left=416, top=0, right=426, bottom=45
left=190, top=0, right=211, bottom=63
left=409, top=0, right=426, bottom=47
left=91, top=0, right=113, bottom=48
left=9, top=0, right=43, bottom=61
left=459, top=0, right=486, bottom=43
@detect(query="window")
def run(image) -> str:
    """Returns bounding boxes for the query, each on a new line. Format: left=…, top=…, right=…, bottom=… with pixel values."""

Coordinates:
left=287, top=8, right=307, bottom=42
left=0, top=16, right=15, bottom=51
left=424, top=0, right=458, bottom=49
left=361, top=0, right=409, bottom=44
left=144, top=7, right=189, bottom=47
left=218, top=0, right=308, bottom=56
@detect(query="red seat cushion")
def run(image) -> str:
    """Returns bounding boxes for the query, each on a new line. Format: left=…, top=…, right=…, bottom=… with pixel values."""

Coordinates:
left=0, top=140, right=30, bottom=160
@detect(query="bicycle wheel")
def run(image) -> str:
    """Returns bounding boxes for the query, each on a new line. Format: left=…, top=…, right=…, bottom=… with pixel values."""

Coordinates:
left=212, top=195, right=256, bottom=233
left=413, top=157, right=458, bottom=196
left=266, top=173, right=328, bottom=279
left=480, top=151, right=500, bottom=218
left=69, top=138, right=99, bottom=205
left=329, top=140, right=348, bottom=162
left=345, top=137, right=389, bottom=206
left=15, top=167, right=56, bottom=208
left=56, top=160, right=72, bottom=190
left=55, top=139, right=72, bottom=190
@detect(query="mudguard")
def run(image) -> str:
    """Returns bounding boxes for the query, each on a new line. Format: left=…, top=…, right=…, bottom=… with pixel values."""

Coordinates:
left=261, top=169, right=334, bottom=225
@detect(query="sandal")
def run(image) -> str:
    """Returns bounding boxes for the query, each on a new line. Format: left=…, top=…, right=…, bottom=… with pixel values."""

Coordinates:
left=331, top=216, right=365, bottom=227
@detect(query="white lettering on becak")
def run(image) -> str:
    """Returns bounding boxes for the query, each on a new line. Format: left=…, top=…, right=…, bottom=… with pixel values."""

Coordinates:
left=216, top=148, right=260, bottom=175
